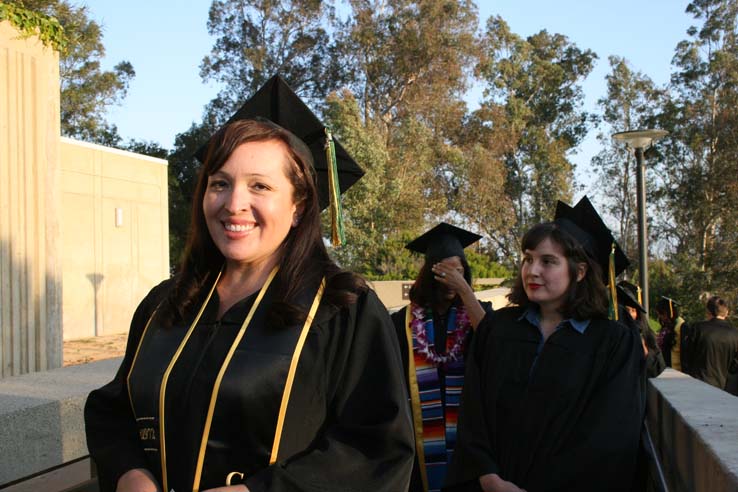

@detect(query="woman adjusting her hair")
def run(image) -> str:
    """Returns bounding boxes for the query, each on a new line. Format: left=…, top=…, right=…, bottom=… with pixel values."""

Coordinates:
left=391, top=223, right=493, bottom=492
left=446, top=197, right=644, bottom=492
left=84, top=75, right=414, bottom=492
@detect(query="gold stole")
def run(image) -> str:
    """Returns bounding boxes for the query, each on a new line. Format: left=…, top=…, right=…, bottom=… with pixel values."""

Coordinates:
left=126, top=267, right=325, bottom=492
left=405, top=306, right=429, bottom=492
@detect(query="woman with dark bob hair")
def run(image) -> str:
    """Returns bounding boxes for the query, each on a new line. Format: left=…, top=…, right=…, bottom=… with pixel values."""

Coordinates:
left=446, top=197, right=645, bottom=492
left=390, top=223, right=493, bottom=492
left=84, top=76, right=414, bottom=492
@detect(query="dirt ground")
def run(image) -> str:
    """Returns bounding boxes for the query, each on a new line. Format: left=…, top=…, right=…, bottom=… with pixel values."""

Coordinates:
left=63, top=332, right=128, bottom=366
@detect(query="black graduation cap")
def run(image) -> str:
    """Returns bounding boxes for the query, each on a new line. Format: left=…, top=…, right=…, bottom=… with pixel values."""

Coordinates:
left=554, top=196, right=630, bottom=278
left=405, top=223, right=482, bottom=262
left=657, top=296, right=679, bottom=318
left=194, top=75, right=364, bottom=244
left=617, top=281, right=646, bottom=313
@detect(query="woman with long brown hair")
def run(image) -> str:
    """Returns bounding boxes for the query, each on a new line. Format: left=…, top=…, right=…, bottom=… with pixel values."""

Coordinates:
left=84, top=76, right=414, bottom=492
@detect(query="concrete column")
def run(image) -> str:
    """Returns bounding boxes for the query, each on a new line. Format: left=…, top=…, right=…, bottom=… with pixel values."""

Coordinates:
left=0, top=20, right=63, bottom=377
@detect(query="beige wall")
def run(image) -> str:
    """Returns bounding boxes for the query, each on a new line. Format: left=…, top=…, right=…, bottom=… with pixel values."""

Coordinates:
left=0, top=21, right=63, bottom=376
left=370, top=280, right=510, bottom=312
left=60, top=138, right=169, bottom=340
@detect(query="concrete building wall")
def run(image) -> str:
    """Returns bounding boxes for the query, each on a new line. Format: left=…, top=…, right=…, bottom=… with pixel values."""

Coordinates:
left=370, top=280, right=510, bottom=312
left=60, top=139, right=169, bottom=340
left=0, top=21, right=63, bottom=376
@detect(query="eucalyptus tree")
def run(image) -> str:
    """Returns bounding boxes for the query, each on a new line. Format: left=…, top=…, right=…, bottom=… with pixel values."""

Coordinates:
left=654, top=0, right=738, bottom=306
left=329, top=0, right=484, bottom=275
left=474, top=16, right=597, bottom=258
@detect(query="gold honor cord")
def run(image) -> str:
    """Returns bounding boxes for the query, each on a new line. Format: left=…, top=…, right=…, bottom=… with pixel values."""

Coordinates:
left=126, top=306, right=160, bottom=419
left=192, top=266, right=279, bottom=492
left=609, top=243, right=618, bottom=321
left=405, top=307, right=429, bottom=492
left=269, top=278, right=326, bottom=464
left=159, top=269, right=223, bottom=492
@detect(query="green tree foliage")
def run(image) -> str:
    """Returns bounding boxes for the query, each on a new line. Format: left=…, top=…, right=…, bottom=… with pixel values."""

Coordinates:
left=591, top=56, right=662, bottom=265
left=650, top=0, right=738, bottom=313
left=8, top=0, right=135, bottom=145
left=474, top=17, right=597, bottom=258
left=327, top=0, right=495, bottom=277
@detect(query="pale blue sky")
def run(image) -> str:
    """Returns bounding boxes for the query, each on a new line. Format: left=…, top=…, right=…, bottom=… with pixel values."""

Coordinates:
left=84, top=0, right=694, bottom=193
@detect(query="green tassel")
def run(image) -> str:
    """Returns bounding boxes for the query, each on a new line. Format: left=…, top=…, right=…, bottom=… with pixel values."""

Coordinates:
left=324, top=128, right=344, bottom=246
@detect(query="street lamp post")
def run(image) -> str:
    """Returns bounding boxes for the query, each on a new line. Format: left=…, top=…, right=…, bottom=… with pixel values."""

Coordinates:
left=612, top=129, right=668, bottom=316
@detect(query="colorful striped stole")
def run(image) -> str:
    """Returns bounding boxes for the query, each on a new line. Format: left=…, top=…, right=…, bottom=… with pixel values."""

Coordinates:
left=408, top=304, right=470, bottom=492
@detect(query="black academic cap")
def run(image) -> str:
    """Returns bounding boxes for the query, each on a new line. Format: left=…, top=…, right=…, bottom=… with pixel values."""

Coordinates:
left=194, top=74, right=364, bottom=211
left=554, top=196, right=630, bottom=278
left=656, top=296, right=679, bottom=318
left=405, top=223, right=482, bottom=261
left=617, top=281, right=646, bottom=313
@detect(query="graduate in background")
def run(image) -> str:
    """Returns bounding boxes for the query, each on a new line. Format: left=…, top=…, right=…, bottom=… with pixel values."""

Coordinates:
left=84, top=76, right=414, bottom=492
left=617, top=280, right=666, bottom=378
left=391, top=223, right=493, bottom=492
left=654, top=297, right=686, bottom=371
left=689, top=296, right=738, bottom=394
left=446, top=197, right=644, bottom=492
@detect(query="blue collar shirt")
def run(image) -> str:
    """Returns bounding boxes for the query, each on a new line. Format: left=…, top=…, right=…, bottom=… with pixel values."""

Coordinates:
left=519, top=306, right=591, bottom=375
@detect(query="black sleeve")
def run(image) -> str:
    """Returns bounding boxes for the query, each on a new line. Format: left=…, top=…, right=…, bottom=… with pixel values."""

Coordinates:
left=390, top=306, right=411, bottom=393
left=642, top=324, right=666, bottom=378
left=244, top=291, right=415, bottom=492
left=680, top=322, right=695, bottom=375
left=480, top=300, right=494, bottom=314
left=84, top=280, right=170, bottom=492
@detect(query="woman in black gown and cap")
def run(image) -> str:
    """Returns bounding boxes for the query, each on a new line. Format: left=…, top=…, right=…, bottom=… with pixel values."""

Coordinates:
left=391, top=223, right=493, bottom=492
left=617, top=280, right=665, bottom=378
left=446, top=197, right=645, bottom=492
left=84, top=75, right=414, bottom=492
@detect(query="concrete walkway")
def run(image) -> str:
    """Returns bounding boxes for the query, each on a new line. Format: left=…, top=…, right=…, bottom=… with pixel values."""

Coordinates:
left=63, top=333, right=127, bottom=367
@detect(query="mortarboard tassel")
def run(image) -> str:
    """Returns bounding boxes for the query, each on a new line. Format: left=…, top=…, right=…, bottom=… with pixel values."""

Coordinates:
left=608, top=243, right=618, bottom=321
left=669, top=299, right=674, bottom=319
left=324, top=128, right=345, bottom=247
left=637, top=285, right=643, bottom=306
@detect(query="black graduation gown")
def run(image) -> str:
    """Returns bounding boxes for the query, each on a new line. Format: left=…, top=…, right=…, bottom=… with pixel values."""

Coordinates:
left=390, top=301, right=492, bottom=492
left=618, top=307, right=665, bottom=379
left=84, top=277, right=414, bottom=492
left=445, top=306, right=645, bottom=492
left=689, top=318, right=738, bottom=394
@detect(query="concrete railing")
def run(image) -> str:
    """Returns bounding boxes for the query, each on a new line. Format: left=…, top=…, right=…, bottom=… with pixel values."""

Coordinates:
left=647, top=368, right=738, bottom=492
left=0, top=359, right=119, bottom=488
left=1, top=361, right=736, bottom=491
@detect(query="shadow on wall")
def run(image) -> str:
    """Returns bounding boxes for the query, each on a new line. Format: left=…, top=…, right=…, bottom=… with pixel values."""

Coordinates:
left=86, top=273, right=104, bottom=338
left=0, top=238, right=63, bottom=378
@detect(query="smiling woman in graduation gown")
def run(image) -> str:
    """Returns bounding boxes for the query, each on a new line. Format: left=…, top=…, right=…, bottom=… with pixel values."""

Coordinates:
left=446, top=197, right=645, bottom=492
left=84, top=76, right=414, bottom=492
